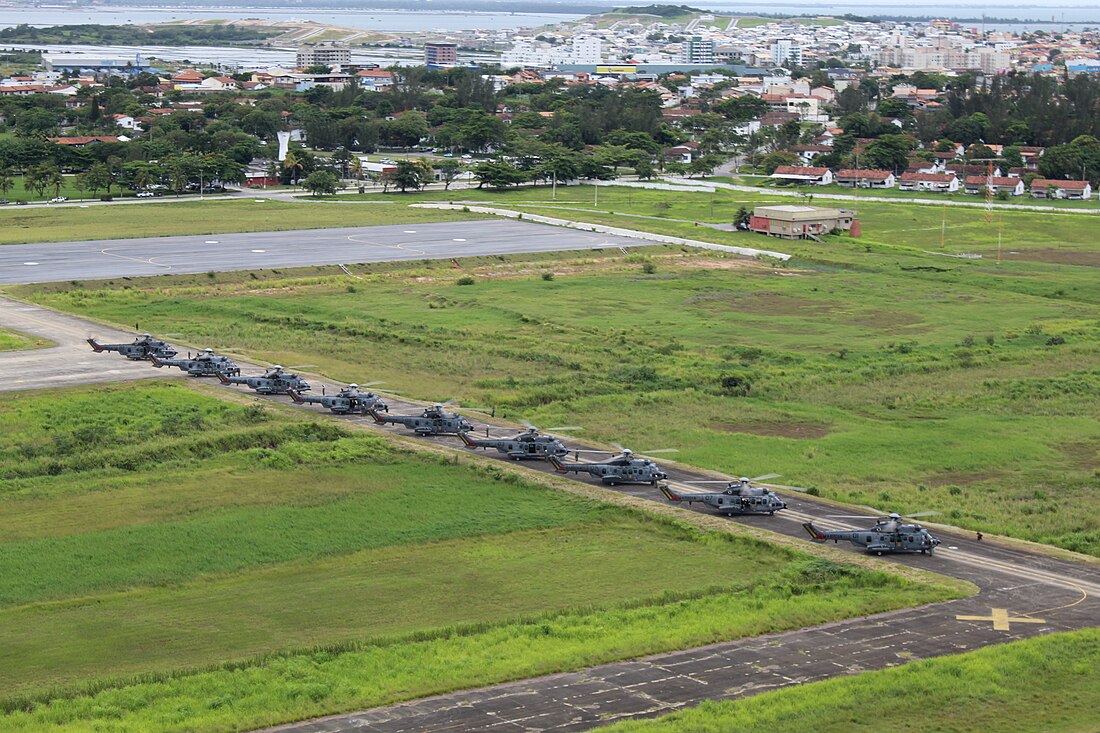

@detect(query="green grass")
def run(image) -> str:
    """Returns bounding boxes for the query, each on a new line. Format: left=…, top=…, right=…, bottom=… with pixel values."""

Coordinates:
left=0, top=198, right=484, bottom=245
left=601, top=628, right=1100, bottom=733
left=0, top=381, right=955, bottom=727
left=19, top=185, right=1100, bottom=556
left=0, top=326, right=47, bottom=351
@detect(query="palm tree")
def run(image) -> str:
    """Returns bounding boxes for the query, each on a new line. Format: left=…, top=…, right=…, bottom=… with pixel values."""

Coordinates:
left=350, top=156, right=363, bottom=183
left=24, top=166, right=48, bottom=200
left=283, top=149, right=305, bottom=186
left=45, top=166, right=64, bottom=199
left=0, top=168, right=13, bottom=200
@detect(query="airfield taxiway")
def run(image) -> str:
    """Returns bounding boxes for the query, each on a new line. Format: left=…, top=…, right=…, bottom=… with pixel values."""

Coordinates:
left=0, top=220, right=644, bottom=284
left=1, top=298, right=1098, bottom=733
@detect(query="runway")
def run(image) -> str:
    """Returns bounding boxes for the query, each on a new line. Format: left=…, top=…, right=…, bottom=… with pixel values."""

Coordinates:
left=0, top=220, right=644, bottom=285
left=1, top=299, right=1098, bottom=733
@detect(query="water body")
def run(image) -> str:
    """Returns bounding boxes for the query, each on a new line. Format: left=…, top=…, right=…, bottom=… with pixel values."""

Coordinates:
left=699, top=1, right=1100, bottom=27
left=0, top=6, right=582, bottom=32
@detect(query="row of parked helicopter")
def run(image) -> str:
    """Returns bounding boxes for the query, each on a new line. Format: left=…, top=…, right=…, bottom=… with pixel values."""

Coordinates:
left=87, top=334, right=944, bottom=557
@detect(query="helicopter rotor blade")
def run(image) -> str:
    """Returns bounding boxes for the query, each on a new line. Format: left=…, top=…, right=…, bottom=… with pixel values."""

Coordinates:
left=757, top=482, right=812, bottom=493
left=751, top=473, right=781, bottom=481
left=544, top=426, right=583, bottom=431
left=636, top=449, right=679, bottom=455
left=357, top=381, right=385, bottom=388
left=826, top=514, right=882, bottom=519
left=903, top=511, right=941, bottom=518
left=521, top=419, right=534, bottom=428
left=684, top=480, right=733, bottom=484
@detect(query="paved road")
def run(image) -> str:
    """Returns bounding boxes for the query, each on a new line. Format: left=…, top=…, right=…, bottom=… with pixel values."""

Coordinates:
left=0, top=220, right=642, bottom=284
left=2, top=301, right=1098, bottom=732
left=0, top=297, right=186, bottom=390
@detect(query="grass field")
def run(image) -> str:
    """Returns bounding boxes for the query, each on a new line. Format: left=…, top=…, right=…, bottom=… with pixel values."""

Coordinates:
left=0, top=198, right=483, bottom=245
left=0, top=326, right=46, bottom=351
left=0, top=381, right=954, bottom=731
left=602, top=628, right=1100, bottom=733
left=17, top=182, right=1099, bottom=556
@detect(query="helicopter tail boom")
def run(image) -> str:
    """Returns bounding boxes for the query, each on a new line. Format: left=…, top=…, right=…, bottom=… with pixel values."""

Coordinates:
left=86, top=338, right=106, bottom=352
left=365, top=407, right=387, bottom=424
left=802, top=522, right=828, bottom=542
left=216, top=371, right=232, bottom=384
left=547, top=455, right=569, bottom=472
left=458, top=431, right=477, bottom=447
left=287, top=389, right=304, bottom=403
left=659, top=484, right=682, bottom=502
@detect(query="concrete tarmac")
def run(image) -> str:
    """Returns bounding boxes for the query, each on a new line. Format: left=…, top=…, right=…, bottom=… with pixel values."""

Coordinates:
left=0, top=220, right=641, bottom=285
left=1, top=299, right=1098, bottom=733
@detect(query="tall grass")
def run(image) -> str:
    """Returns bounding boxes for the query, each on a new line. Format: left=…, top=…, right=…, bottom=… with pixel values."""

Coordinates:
left=0, top=558, right=956, bottom=731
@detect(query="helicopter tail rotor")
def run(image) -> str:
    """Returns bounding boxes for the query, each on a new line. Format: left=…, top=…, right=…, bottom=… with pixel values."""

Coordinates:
left=87, top=338, right=104, bottom=352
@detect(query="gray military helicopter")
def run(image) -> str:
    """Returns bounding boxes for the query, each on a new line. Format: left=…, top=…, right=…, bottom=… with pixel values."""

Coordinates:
left=217, top=365, right=310, bottom=395
left=458, top=422, right=580, bottom=460
left=149, top=348, right=241, bottom=377
left=368, top=403, right=473, bottom=435
left=288, top=382, right=389, bottom=414
left=548, top=446, right=674, bottom=485
left=87, top=333, right=177, bottom=361
left=802, top=511, right=942, bottom=555
left=659, top=474, right=792, bottom=515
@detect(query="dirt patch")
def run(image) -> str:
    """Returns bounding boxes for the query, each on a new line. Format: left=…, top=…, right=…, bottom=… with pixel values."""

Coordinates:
left=1058, top=441, right=1100, bottom=471
left=1000, top=249, right=1100, bottom=267
left=686, top=291, right=834, bottom=317
left=709, top=421, right=830, bottom=439
left=844, top=310, right=928, bottom=330
left=926, top=471, right=1003, bottom=487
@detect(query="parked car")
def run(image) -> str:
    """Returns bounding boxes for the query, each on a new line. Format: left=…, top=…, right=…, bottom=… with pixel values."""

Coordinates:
left=49, top=196, right=68, bottom=203
left=136, top=191, right=155, bottom=198
left=0, top=199, right=9, bottom=205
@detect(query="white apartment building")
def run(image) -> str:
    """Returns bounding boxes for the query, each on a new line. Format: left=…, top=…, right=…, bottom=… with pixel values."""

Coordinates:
left=771, top=39, right=803, bottom=67
left=501, top=36, right=602, bottom=66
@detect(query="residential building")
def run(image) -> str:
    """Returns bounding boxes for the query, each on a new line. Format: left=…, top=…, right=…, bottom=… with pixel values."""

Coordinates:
left=1030, top=179, right=1093, bottom=199
left=749, top=205, right=857, bottom=239
left=771, top=39, right=802, bottom=67
left=770, top=165, right=834, bottom=185
left=898, top=172, right=959, bottom=192
left=425, top=43, right=459, bottom=67
left=684, top=37, right=715, bottom=65
left=297, top=45, right=351, bottom=69
left=963, top=175, right=1025, bottom=196
left=835, top=169, right=896, bottom=188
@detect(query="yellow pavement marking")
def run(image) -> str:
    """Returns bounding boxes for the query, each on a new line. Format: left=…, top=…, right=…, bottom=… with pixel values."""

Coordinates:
left=956, top=608, right=1047, bottom=631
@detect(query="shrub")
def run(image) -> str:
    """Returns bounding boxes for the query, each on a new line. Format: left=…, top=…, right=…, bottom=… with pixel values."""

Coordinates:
left=541, top=272, right=554, bottom=281
left=1045, top=335, right=1066, bottom=346
left=641, top=261, right=657, bottom=274
left=718, top=373, right=752, bottom=397
left=456, top=276, right=475, bottom=286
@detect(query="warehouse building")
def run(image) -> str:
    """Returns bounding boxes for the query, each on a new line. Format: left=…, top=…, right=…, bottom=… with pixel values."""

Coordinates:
left=749, top=205, right=858, bottom=239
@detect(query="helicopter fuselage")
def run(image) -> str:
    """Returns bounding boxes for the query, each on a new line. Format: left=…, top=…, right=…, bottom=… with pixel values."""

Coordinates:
left=460, top=432, right=568, bottom=460
left=661, top=485, right=787, bottom=515
left=803, top=522, right=940, bottom=555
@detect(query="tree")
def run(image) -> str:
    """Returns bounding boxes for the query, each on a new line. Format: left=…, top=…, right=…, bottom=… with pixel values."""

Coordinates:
left=863, top=134, right=914, bottom=172
left=633, top=159, right=655, bottom=180
left=302, top=169, right=339, bottom=196
left=23, top=165, right=50, bottom=200
left=435, top=159, right=465, bottom=190
left=688, top=154, right=722, bottom=178
left=382, top=111, right=429, bottom=148
left=282, top=149, right=306, bottom=185
left=0, top=168, right=12, bottom=199
left=473, top=160, right=527, bottom=189
left=714, top=95, right=769, bottom=123
left=391, top=158, right=432, bottom=192
left=758, top=151, right=798, bottom=175
left=72, top=171, right=89, bottom=200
